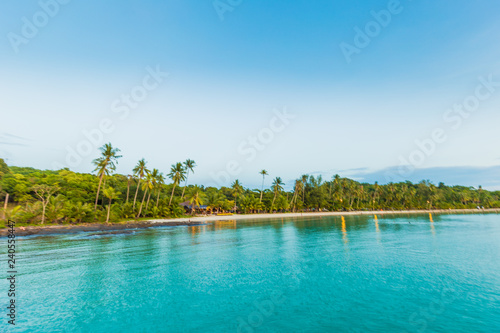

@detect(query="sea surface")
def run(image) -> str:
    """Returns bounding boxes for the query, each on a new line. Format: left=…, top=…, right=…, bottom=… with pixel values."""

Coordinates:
left=2, top=213, right=500, bottom=332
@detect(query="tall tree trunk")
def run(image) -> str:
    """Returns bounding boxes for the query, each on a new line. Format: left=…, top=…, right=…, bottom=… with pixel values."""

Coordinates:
left=156, top=188, right=161, bottom=208
left=133, top=178, right=141, bottom=209
left=2, top=193, right=8, bottom=220
left=169, top=183, right=177, bottom=205
left=271, top=193, right=277, bottom=212
left=181, top=170, right=190, bottom=200
left=290, top=192, right=296, bottom=212
left=126, top=178, right=131, bottom=203
left=137, top=189, right=148, bottom=218
left=106, top=199, right=112, bottom=223
left=41, top=202, right=47, bottom=224
left=302, top=188, right=306, bottom=212
left=260, top=176, right=265, bottom=202
left=146, top=192, right=152, bottom=211
left=94, top=174, right=104, bottom=211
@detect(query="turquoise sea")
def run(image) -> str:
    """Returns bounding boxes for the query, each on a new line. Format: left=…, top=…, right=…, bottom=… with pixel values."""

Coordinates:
left=2, top=213, right=500, bottom=332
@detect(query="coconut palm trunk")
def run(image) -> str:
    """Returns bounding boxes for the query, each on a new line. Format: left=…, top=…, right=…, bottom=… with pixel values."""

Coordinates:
left=133, top=178, right=141, bottom=208
left=146, top=192, right=152, bottom=210
left=290, top=192, right=297, bottom=212
left=156, top=189, right=161, bottom=208
left=137, top=189, right=148, bottom=218
left=169, top=183, right=177, bottom=205
left=260, top=177, right=265, bottom=202
left=106, top=198, right=113, bottom=223
left=94, top=174, right=104, bottom=211
left=271, top=192, right=278, bottom=212
left=181, top=169, right=190, bottom=200
left=126, top=177, right=131, bottom=203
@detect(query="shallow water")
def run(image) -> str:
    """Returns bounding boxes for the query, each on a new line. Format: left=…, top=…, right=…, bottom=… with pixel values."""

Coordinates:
left=2, top=213, right=500, bottom=332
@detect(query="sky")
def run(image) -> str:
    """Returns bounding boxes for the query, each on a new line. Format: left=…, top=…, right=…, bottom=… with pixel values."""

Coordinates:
left=1, top=0, right=500, bottom=190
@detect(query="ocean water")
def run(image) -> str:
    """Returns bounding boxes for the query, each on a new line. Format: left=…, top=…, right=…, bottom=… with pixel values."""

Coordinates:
left=2, top=213, right=500, bottom=332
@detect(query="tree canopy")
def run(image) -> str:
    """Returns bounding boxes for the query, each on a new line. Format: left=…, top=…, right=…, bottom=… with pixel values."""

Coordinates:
left=1, top=145, right=499, bottom=225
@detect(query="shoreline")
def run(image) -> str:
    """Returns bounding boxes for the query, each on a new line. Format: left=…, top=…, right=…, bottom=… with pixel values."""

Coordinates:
left=0, top=220, right=205, bottom=237
left=2, top=208, right=499, bottom=237
left=147, top=208, right=500, bottom=224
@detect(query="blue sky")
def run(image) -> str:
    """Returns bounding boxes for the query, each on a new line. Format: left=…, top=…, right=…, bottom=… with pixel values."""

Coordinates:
left=1, top=0, right=500, bottom=190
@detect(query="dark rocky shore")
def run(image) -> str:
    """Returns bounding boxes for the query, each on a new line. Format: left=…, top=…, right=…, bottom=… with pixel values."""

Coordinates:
left=0, top=220, right=205, bottom=237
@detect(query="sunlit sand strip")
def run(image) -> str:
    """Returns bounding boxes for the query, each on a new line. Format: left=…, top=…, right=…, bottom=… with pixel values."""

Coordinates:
left=147, top=208, right=500, bottom=224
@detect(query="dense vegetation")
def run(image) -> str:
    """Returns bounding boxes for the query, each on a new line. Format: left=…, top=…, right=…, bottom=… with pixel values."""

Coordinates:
left=1, top=144, right=499, bottom=225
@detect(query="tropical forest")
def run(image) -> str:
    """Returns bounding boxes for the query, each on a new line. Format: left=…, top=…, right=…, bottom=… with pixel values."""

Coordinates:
left=1, top=143, right=499, bottom=225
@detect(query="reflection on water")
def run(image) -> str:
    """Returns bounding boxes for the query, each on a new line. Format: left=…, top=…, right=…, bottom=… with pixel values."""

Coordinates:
left=341, top=216, right=349, bottom=246
left=9, top=212, right=500, bottom=332
left=430, top=213, right=436, bottom=237
left=375, top=214, right=380, bottom=233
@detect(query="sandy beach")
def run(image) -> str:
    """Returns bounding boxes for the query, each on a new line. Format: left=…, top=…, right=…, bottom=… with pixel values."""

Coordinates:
left=3, top=208, right=498, bottom=237
left=148, top=208, right=500, bottom=224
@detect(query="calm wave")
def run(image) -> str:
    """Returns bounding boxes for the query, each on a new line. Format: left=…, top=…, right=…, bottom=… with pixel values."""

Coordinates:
left=5, top=213, right=500, bottom=332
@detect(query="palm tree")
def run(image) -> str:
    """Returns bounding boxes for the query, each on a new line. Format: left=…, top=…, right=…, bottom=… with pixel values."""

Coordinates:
left=231, top=180, right=243, bottom=212
left=259, top=169, right=268, bottom=203
left=155, top=172, right=165, bottom=208
left=290, top=179, right=303, bottom=211
left=168, top=162, right=186, bottom=205
left=372, top=181, right=379, bottom=210
left=146, top=170, right=159, bottom=210
left=333, top=174, right=342, bottom=208
left=102, top=187, right=120, bottom=223
left=181, top=159, right=196, bottom=200
left=187, top=185, right=205, bottom=215
left=132, top=159, right=148, bottom=209
left=137, top=171, right=153, bottom=218
left=126, top=174, right=134, bottom=203
left=206, top=191, right=225, bottom=214
left=46, top=195, right=66, bottom=223
left=301, top=174, right=308, bottom=210
left=68, top=202, right=91, bottom=223
left=92, top=143, right=122, bottom=211
left=271, top=177, right=284, bottom=211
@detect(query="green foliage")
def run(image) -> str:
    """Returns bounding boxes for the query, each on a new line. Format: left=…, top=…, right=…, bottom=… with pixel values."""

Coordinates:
left=0, top=158, right=10, bottom=180
left=1, top=152, right=499, bottom=224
